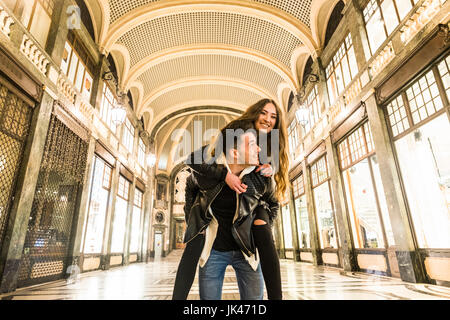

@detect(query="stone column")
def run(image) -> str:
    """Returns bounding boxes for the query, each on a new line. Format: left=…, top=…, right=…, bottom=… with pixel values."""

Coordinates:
left=0, top=91, right=54, bottom=293
left=302, top=160, right=322, bottom=266
left=101, top=159, right=120, bottom=270
left=365, top=93, right=427, bottom=283
left=66, top=136, right=96, bottom=272
left=325, top=136, right=357, bottom=271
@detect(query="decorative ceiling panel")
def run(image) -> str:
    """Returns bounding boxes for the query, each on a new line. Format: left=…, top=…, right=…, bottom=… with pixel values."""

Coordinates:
left=148, top=84, right=264, bottom=117
left=137, top=54, right=285, bottom=98
left=117, top=11, right=303, bottom=68
left=108, top=0, right=313, bottom=27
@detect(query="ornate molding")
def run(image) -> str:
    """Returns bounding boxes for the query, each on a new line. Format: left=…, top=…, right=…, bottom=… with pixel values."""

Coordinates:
left=20, top=34, right=50, bottom=75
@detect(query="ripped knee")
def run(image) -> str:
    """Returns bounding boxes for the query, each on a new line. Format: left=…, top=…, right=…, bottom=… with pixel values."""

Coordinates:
left=253, top=219, right=267, bottom=226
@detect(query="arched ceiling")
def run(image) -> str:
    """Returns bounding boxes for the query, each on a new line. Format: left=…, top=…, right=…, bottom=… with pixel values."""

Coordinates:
left=83, top=0, right=346, bottom=171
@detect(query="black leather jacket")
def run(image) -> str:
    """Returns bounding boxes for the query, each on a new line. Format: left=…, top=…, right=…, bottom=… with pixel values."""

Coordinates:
left=183, top=149, right=279, bottom=257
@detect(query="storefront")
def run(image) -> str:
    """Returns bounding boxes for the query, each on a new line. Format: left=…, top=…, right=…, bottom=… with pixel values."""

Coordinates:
left=281, top=201, right=294, bottom=259
left=0, top=49, right=36, bottom=248
left=80, top=148, right=114, bottom=272
left=309, top=153, right=340, bottom=267
left=129, top=184, right=144, bottom=263
left=335, top=117, right=397, bottom=275
left=17, top=112, right=89, bottom=288
left=291, top=172, right=313, bottom=263
left=382, top=51, right=450, bottom=284
left=109, top=171, right=131, bottom=266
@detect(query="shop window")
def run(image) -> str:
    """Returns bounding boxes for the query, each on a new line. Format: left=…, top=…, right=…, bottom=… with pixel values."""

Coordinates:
left=282, top=204, right=293, bottom=250
left=111, top=175, right=130, bottom=253
left=386, top=95, right=410, bottom=136
left=82, top=156, right=112, bottom=254
left=60, top=34, right=94, bottom=101
left=292, top=174, right=310, bottom=249
left=307, top=85, right=321, bottom=128
left=138, top=138, right=146, bottom=169
left=395, top=114, right=450, bottom=248
left=437, top=55, right=450, bottom=100
left=387, top=56, right=448, bottom=139
left=406, top=71, right=443, bottom=125
left=338, top=123, right=395, bottom=248
left=363, top=0, right=417, bottom=55
left=326, top=34, right=359, bottom=105
left=130, top=188, right=143, bottom=253
left=311, top=156, right=339, bottom=249
left=311, top=156, right=329, bottom=187
left=386, top=54, right=450, bottom=248
left=100, top=84, right=118, bottom=135
left=122, top=118, right=135, bottom=154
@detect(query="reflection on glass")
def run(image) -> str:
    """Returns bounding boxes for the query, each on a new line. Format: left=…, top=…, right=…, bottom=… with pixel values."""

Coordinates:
left=313, top=182, right=338, bottom=249
left=395, top=114, right=450, bottom=248
left=130, top=189, right=143, bottom=253
left=295, top=196, right=310, bottom=248
left=111, top=197, right=128, bottom=253
left=83, top=157, right=110, bottom=254
left=343, top=158, right=385, bottom=248
left=282, top=205, right=293, bottom=249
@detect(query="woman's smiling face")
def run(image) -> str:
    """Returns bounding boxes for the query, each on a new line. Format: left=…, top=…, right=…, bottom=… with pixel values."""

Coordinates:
left=255, top=103, right=278, bottom=133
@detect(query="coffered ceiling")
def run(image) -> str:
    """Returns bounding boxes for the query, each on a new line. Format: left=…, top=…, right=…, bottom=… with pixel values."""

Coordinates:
left=83, top=0, right=345, bottom=172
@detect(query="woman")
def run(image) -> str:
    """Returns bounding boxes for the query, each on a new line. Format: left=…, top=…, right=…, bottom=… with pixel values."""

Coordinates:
left=172, top=99, right=289, bottom=300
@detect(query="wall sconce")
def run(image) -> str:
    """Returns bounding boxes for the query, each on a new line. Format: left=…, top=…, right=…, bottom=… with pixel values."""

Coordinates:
left=111, top=103, right=126, bottom=125
left=295, top=104, right=310, bottom=128
left=292, top=73, right=319, bottom=128
left=103, top=71, right=127, bottom=125
left=147, top=153, right=156, bottom=168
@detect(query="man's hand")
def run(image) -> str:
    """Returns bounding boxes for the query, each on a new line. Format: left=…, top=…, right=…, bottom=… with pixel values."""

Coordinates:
left=255, top=163, right=273, bottom=177
left=225, top=172, right=248, bottom=194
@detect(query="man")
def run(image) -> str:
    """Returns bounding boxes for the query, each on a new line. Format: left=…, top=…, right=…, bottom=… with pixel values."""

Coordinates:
left=181, top=119, right=279, bottom=300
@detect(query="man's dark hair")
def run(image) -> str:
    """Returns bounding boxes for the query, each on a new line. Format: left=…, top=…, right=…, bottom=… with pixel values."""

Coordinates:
left=214, top=119, right=256, bottom=157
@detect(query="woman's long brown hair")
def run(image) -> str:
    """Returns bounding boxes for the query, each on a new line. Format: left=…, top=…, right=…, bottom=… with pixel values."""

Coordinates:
left=237, top=99, right=290, bottom=201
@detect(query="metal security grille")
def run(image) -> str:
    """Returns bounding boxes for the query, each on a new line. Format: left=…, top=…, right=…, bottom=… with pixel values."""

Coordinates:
left=0, top=82, right=33, bottom=246
left=17, top=114, right=88, bottom=287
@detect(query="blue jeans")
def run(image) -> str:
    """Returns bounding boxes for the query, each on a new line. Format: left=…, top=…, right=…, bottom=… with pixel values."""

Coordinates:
left=199, top=249, right=264, bottom=300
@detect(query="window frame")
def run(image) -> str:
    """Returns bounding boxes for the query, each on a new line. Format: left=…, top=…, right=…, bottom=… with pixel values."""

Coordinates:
left=362, top=0, right=418, bottom=55
left=325, top=34, right=359, bottom=105
left=61, top=36, right=94, bottom=101
left=122, top=117, right=135, bottom=154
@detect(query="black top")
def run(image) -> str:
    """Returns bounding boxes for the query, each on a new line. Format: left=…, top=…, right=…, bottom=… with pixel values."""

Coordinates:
left=210, top=185, right=240, bottom=252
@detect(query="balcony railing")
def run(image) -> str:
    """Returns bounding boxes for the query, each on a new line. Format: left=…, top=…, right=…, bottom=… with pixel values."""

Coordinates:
left=20, top=34, right=50, bottom=75
left=400, top=0, right=446, bottom=44
left=0, top=5, right=14, bottom=38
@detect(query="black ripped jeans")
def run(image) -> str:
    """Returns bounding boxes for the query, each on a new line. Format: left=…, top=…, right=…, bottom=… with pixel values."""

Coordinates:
left=172, top=206, right=282, bottom=300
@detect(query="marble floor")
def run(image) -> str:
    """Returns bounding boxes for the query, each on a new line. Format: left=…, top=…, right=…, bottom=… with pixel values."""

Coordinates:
left=1, top=249, right=449, bottom=300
